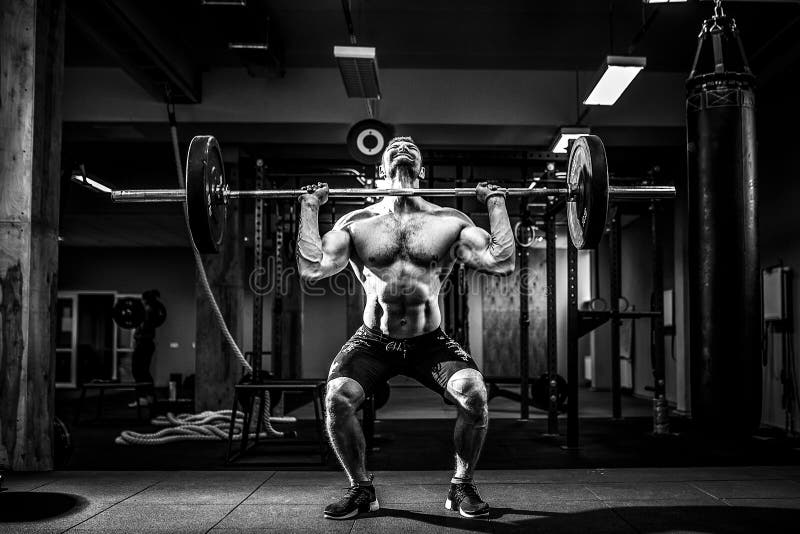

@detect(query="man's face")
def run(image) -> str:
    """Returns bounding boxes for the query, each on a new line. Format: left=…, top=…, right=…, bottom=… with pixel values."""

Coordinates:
left=380, top=139, right=423, bottom=180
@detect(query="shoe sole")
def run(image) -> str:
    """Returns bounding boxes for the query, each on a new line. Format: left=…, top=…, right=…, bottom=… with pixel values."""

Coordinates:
left=324, top=499, right=379, bottom=520
left=444, top=498, right=490, bottom=518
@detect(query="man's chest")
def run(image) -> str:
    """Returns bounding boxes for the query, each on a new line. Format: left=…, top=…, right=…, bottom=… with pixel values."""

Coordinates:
left=349, top=213, right=463, bottom=268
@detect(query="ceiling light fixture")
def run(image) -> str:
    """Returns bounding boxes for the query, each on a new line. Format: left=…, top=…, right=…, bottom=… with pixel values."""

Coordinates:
left=334, top=45, right=381, bottom=99
left=549, top=126, right=591, bottom=154
left=335, top=0, right=381, bottom=115
left=583, top=55, right=646, bottom=106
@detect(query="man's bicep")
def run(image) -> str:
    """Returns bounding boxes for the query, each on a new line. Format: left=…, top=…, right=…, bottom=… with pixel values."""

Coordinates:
left=320, top=229, right=352, bottom=269
left=458, top=225, right=492, bottom=254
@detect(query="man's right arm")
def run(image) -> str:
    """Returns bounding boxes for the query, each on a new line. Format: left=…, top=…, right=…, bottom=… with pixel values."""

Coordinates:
left=296, top=187, right=352, bottom=282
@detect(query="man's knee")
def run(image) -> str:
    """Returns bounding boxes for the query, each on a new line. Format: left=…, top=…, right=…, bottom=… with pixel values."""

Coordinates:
left=325, top=378, right=365, bottom=420
left=447, top=370, right=489, bottom=423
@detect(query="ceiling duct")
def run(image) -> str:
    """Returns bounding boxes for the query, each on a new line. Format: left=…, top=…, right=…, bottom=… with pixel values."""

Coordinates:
left=334, top=46, right=381, bottom=99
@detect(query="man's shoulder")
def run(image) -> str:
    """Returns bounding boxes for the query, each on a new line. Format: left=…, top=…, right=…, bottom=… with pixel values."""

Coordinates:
left=333, top=206, right=383, bottom=230
left=427, top=205, right=474, bottom=227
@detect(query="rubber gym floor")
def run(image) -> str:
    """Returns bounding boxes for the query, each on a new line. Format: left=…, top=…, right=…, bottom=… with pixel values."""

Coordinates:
left=1, top=386, right=799, bottom=532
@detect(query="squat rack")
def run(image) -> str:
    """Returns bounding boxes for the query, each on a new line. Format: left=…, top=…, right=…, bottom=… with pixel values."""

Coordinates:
left=561, top=199, right=670, bottom=449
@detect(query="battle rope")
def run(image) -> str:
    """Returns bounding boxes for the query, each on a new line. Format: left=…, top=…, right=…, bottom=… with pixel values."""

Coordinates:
left=114, top=403, right=296, bottom=446
left=152, top=99, right=286, bottom=441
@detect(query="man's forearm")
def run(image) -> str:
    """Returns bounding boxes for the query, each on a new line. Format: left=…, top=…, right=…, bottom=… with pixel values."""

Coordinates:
left=297, top=199, right=324, bottom=265
left=486, top=196, right=515, bottom=262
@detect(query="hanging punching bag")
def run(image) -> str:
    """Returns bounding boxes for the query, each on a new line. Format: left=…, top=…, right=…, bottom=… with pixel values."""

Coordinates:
left=686, top=2, right=761, bottom=433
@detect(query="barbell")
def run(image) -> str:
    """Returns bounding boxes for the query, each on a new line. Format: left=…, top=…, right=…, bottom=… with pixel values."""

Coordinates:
left=110, top=135, right=675, bottom=253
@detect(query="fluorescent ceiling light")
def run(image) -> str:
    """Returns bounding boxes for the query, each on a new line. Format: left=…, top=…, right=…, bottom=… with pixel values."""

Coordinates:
left=583, top=55, right=646, bottom=106
left=549, top=126, right=590, bottom=154
left=70, top=166, right=113, bottom=194
left=334, top=46, right=381, bottom=99
left=643, top=1, right=687, bottom=4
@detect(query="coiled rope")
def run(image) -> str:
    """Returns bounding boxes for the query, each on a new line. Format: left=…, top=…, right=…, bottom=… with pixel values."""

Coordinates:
left=183, top=155, right=286, bottom=439
left=116, top=106, right=289, bottom=445
left=114, top=403, right=296, bottom=446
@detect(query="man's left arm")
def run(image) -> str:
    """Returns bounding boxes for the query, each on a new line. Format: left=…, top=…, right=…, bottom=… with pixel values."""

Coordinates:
left=456, top=183, right=516, bottom=275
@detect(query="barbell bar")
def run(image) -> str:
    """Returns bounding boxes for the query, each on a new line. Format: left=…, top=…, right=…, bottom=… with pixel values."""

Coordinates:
left=109, top=134, right=676, bottom=253
left=110, top=185, right=675, bottom=203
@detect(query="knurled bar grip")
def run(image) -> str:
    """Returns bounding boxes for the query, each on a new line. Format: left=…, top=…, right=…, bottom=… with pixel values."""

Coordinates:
left=110, top=185, right=676, bottom=203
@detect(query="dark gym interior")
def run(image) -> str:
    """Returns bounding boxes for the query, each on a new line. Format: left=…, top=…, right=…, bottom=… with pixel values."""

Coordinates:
left=2, top=0, right=800, bottom=532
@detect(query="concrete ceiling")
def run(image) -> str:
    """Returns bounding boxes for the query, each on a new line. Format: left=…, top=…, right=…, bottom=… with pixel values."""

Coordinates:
left=65, top=1, right=800, bottom=74
left=59, top=0, right=800, bottom=248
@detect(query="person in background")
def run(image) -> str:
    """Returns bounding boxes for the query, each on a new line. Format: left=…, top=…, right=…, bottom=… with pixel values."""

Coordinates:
left=129, top=289, right=162, bottom=406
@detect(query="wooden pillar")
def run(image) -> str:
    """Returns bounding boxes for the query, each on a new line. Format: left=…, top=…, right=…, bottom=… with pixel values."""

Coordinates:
left=195, top=161, right=245, bottom=411
left=0, top=0, right=65, bottom=471
left=481, top=249, right=547, bottom=378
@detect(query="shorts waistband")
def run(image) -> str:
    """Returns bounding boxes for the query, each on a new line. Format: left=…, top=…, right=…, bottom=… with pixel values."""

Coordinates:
left=361, top=323, right=443, bottom=343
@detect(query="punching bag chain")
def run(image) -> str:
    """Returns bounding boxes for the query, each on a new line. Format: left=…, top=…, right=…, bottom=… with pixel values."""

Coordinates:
left=714, top=0, right=725, bottom=19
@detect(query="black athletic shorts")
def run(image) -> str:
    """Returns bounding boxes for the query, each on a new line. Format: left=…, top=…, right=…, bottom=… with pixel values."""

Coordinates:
left=328, top=324, right=481, bottom=399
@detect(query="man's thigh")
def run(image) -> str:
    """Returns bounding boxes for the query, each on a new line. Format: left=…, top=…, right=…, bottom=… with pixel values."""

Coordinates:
left=328, top=329, right=397, bottom=398
left=406, top=332, right=481, bottom=401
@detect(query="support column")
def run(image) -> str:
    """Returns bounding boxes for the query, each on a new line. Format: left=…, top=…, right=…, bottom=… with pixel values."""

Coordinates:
left=275, top=204, right=303, bottom=378
left=195, top=162, right=245, bottom=411
left=650, top=202, right=670, bottom=434
left=545, top=206, right=559, bottom=436
left=609, top=211, right=622, bottom=420
left=673, top=180, right=692, bottom=414
left=0, top=0, right=65, bottom=471
left=566, top=239, right=580, bottom=449
left=252, top=162, right=265, bottom=378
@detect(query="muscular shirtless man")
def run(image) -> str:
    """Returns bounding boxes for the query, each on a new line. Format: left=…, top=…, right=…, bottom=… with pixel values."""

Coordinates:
left=296, top=137, right=515, bottom=520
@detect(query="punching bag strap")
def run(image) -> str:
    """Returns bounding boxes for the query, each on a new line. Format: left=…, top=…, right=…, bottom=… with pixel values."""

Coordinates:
left=689, top=0, right=753, bottom=80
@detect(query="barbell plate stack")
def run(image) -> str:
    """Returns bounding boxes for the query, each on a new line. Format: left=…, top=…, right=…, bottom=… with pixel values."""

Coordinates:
left=186, top=135, right=227, bottom=254
left=566, top=135, right=609, bottom=250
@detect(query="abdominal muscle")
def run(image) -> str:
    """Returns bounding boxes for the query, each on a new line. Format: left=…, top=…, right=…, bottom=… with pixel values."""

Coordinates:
left=359, top=263, right=447, bottom=338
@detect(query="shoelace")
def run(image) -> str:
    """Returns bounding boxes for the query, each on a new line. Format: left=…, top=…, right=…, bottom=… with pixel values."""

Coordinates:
left=340, top=485, right=370, bottom=504
left=455, top=483, right=482, bottom=502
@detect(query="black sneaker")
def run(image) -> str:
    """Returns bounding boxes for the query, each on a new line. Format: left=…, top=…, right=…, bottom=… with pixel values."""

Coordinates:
left=323, top=484, right=379, bottom=520
left=445, top=482, right=490, bottom=518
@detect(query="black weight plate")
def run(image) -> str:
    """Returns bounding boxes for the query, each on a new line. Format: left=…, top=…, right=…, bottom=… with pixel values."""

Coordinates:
left=566, top=135, right=609, bottom=249
left=186, top=135, right=227, bottom=253
left=112, top=297, right=145, bottom=329
left=347, top=119, right=394, bottom=165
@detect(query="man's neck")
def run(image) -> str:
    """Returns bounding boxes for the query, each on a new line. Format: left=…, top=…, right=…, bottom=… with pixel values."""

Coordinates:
left=388, top=166, right=417, bottom=188
left=380, top=168, right=423, bottom=212
left=379, top=195, right=425, bottom=213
